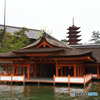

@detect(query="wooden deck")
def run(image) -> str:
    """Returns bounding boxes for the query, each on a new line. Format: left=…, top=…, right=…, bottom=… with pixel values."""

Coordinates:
left=0, top=73, right=98, bottom=85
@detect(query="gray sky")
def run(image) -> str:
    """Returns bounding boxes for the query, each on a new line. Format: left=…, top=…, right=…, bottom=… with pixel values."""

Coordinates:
left=0, top=0, right=100, bottom=43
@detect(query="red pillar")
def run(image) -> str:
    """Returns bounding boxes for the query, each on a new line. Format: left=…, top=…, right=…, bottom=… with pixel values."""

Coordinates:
left=61, top=67, right=63, bottom=76
left=16, top=67, right=18, bottom=74
left=74, top=63, right=76, bottom=77
left=27, top=61, right=30, bottom=80
left=34, top=64, right=37, bottom=78
left=13, top=61, right=15, bottom=75
left=97, top=66, right=99, bottom=77
left=6, top=65, right=8, bottom=75
left=56, top=62, right=58, bottom=76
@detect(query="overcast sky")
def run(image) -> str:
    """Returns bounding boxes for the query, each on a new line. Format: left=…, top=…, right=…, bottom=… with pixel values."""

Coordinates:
left=0, top=0, right=100, bottom=44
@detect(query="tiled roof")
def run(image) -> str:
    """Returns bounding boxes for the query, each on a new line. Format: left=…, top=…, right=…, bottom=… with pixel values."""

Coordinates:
left=0, top=24, right=41, bottom=39
left=0, top=31, right=96, bottom=62
left=70, top=44, right=100, bottom=63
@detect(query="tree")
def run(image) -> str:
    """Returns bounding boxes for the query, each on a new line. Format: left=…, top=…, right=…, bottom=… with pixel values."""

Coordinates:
left=90, top=31, right=100, bottom=43
left=0, top=29, right=14, bottom=50
left=61, top=39, right=67, bottom=43
left=0, top=27, right=30, bottom=53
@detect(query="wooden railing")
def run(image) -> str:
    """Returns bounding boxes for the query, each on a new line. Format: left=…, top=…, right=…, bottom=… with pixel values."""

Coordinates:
left=84, top=73, right=92, bottom=83
left=0, top=74, right=25, bottom=82
left=92, top=74, right=97, bottom=78
left=53, top=73, right=92, bottom=85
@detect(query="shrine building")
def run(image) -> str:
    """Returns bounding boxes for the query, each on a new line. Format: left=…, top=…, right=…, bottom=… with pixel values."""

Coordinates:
left=0, top=28, right=99, bottom=85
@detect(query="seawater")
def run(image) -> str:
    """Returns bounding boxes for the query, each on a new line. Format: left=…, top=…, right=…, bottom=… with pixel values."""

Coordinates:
left=0, top=81, right=100, bottom=100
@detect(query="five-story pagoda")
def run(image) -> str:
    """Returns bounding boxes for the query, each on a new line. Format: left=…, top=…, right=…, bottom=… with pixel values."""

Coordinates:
left=67, top=22, right=81, bottom=45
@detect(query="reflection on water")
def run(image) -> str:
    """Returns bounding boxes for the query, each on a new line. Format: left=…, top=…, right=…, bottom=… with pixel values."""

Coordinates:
left=0, top=81, right=100, bottom=100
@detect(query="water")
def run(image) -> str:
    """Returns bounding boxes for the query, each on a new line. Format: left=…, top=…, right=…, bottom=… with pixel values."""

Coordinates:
left=0, top=81, right=100, bottom=100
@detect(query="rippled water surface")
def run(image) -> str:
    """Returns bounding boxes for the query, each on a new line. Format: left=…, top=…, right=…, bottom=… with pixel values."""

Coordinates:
left=0, top=81, right=100, bottom=100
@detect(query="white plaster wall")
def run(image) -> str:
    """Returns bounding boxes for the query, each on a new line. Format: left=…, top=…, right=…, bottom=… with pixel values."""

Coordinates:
left=12, top=77, right=23, bottom=81
left=70, top=78, right=84, bottom=83
left=55, top=78, right=68, bottom=82
left=92, top=74, right=97, bottom=77
left=1, top=76, right=11, bottom=81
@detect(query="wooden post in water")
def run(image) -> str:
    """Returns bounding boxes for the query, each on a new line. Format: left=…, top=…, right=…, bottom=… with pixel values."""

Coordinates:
left=23, top=74, right=25, bottom=85
left=84, top=75, right=85, bottom=87
left=38, top=81, right=40, bottom=88
left=97, top=66, right=99, bottom=80
left=34, top=63, right=37, bottom=78
left=11, top=74, right=13, bottom=85
left=68, top=75, right=70, bottom=87
left=53, top=75, right=55, bottom=87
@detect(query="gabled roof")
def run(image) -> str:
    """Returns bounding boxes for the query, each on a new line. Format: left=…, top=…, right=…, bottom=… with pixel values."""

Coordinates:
left=13, top=48, right=65, bottom=54
left=71, top=44, right=100, bottom=63
left=20, top=31, right=72, bottom=49
left=0, top=31, right=96, bottom=62
left=0, top=51, right=26, bottom=58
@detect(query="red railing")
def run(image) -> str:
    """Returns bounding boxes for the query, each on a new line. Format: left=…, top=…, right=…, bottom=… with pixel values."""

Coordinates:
left=0, top=74, right=25, bottom=82
left=53, top=73, right=92, bottom=85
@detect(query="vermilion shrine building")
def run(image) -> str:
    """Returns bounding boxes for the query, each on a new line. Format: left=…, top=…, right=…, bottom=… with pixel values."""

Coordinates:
left=0, top=27, right=99, bottom=85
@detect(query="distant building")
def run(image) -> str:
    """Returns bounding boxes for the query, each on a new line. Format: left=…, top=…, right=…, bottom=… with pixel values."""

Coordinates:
left=67, top=25, right=81, bottom=45
left=0, top=24, right=41, bottom=43
left=0, top=24, right=59, bottom=44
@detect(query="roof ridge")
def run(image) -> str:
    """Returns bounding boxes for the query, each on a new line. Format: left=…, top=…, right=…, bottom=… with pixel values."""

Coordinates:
left=0, top=24, right=40, bottom=31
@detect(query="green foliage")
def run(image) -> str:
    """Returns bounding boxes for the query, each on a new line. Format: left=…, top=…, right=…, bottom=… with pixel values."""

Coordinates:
left=0, top=27, right=30, bottom=53
left=37, top=28, right=53, bottom=41
left=0, top=29, right=4, bottom=45
left=41, top=27, right=53, bottom=35
left=90, top=31, right=100, bottom=43
left=61, top=39, right=67, bottom=43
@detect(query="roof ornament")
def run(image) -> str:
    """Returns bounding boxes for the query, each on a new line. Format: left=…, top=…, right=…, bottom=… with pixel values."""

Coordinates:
left=43, top=30, right=46, bottom=37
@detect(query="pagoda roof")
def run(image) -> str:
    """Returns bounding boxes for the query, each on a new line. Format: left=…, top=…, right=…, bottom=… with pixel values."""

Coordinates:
left=67, top=25, right=80, bottom=30
left=67, top=31, right=81, bottom=34
left=68, top=39, right=81, bottom=42
left=67, top=35, right=81, bottom=38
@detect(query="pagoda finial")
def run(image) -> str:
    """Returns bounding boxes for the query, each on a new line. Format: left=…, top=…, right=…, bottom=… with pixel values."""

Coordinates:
left=73, top=17, right=74, bottom=26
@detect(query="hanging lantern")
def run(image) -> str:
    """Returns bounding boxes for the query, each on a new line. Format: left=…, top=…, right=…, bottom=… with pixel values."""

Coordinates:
left=58, top=67, right=60, bottom=69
